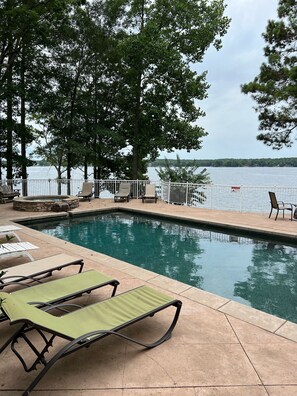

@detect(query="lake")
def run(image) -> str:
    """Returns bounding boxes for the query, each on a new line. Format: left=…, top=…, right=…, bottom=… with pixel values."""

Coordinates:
left=27, top=166, right=297, bottom=187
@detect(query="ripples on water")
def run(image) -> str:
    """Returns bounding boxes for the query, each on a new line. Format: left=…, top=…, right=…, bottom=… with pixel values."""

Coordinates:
left=28, top=211, right=297, bottom=324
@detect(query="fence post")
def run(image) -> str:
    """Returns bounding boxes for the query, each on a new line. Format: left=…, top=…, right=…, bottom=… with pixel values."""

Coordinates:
left=185, top=182, right=189, bottom=206
left=240, top=186, right=243, bottom=212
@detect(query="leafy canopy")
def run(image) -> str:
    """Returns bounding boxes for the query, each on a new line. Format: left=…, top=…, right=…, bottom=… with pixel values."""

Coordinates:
left=157, top=154, right=211, bottom=184
left=241, top=0, right=297, bottom=149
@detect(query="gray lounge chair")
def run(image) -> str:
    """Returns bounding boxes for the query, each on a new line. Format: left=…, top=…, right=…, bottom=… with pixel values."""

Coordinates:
left=114, top=183, right=131, bottom=202
left=142, top=184, right=158, bottom=203
left=0, top=285, right=182, bottom=395
left=0, top=184, right=20, bottom=203
left=0, top=253, right=84, bottom=288
left=77, top=182, right=93, bottom=201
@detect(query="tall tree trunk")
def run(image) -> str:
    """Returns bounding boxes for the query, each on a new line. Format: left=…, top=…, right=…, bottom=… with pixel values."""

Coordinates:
left=84, top=159, right=88, bottom=180
left=66, top=64, right=81, bottom=194
left=132, top=0, right=145, bottom=180
left=20, top=46, right=28, bottom=195
left=133, top=72, right=142, bottom=180
left=66, top=150, right=71, bottom=195
left=6, top=50, right=13, bottom=181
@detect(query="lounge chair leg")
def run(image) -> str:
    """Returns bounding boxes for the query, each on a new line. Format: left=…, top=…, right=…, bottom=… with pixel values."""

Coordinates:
left=275, top=210, right=279, bottom=220
left=22, top=340, right=77, bottom=396
left=0, top=324, right=27, bottom=354
left=111, top=281, right=120, bottom=297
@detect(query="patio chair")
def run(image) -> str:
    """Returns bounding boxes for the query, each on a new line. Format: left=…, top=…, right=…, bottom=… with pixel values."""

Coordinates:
left=0, top=253, right=84, bottom=288
left=0, top=184, right=20, bottom=203
left=77, top=182, right=93, bottom=201
left=142, top=184, right=158, bottom=203
left=268, top=191, right=294, bottom=221
left=0, top=269, right=119, bottom=323
left=114, top=182, right=131, bottom=202
left=0, top=285, right=182, bottom=395
left=0, top=241, right=38, bottom=262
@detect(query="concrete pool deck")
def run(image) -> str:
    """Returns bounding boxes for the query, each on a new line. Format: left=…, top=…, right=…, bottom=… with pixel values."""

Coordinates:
left=1, top=198, right=297, bottom=395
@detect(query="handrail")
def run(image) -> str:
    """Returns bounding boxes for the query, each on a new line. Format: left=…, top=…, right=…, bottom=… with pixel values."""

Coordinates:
left=2, top=178, right=297, bottom=213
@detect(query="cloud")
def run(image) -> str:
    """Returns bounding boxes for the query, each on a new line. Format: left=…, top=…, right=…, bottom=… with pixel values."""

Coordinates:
left=162, top=0, right=291, bottom=160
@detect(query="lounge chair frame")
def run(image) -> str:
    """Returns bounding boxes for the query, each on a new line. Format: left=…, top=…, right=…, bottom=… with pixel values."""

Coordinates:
left=0, top=253, right=84, bottom=289
left=0, top=286, right=182, bottom=396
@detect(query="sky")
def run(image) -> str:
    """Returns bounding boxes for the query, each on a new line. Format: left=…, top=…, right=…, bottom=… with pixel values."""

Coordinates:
left=161, top=0, right=295, bottom=160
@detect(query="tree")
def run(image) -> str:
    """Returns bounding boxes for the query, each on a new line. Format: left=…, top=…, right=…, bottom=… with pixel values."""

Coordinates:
left=241, top=0, right=297, bottom=149
left=0, top=0, right=84, bottom=182
left=102, top=0, right=230, bottom=179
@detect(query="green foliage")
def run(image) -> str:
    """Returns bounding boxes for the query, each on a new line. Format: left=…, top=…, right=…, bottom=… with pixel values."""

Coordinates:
left=109, top=0, right=230, bottom=178
left=241, top=0, right=297, bottom=149
left=157, top=154, right=211, bottom=205
left=0, top=0, right=230, bottom=181
left=157, top=155, right=211, bottom=183
left=5, top=234, right=15, bottom=242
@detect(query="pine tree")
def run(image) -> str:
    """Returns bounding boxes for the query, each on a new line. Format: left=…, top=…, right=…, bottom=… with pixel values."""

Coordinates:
left=241, top=0, right=297, bottom=149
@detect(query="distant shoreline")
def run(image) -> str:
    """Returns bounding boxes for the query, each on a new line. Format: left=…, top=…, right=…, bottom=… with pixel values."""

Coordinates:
left=150, top=158, right=297, bottom=167
left=31, top=157, right=297, bottom=168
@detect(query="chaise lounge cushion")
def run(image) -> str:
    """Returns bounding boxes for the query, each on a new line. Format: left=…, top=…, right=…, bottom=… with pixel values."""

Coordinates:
left=0, top=253, right=84, bottom=287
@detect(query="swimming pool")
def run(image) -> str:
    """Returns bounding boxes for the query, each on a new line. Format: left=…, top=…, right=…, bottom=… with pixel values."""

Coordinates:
left=27, top=211, right=297, bottom=324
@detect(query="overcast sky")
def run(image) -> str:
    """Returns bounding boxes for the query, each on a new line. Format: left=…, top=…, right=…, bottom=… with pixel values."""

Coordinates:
left=162, top=0, right=295, bottom=160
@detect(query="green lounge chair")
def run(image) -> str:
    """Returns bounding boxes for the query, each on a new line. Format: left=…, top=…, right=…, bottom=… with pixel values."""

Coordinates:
left=0, top=253, right=85, bottom=288
left=0, top=269, right=119, bottom=323
left=0, top=286, right=182, bottom=396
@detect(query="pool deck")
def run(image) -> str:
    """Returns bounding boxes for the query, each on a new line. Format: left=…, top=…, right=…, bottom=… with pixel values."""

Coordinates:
left=1, top=198, right=297, bottom=395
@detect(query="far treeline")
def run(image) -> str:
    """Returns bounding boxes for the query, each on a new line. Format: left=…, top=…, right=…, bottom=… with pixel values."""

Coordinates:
left=150, top=158, right=297, bottom=168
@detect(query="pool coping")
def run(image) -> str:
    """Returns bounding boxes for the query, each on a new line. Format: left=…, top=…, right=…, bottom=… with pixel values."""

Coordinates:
left=13, top=204, right=297, bottom=344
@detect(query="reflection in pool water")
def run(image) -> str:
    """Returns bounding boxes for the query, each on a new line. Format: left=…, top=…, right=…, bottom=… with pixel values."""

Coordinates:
left=28, top=212, right=297, bottom=324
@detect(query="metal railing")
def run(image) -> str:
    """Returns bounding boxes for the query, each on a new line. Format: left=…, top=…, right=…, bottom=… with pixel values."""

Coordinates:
left=2, top=178, right=297, bottom=213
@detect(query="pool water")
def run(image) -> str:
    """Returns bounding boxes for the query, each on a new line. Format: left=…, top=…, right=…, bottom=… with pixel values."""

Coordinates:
left=28, top=212, right=297, bottom=324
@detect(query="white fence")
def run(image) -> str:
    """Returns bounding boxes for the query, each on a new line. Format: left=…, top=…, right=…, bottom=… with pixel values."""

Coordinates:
left=2, top=178, right=297, bottom=213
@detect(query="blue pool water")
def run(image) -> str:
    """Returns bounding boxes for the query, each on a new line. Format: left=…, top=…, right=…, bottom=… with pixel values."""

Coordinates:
left=27, top=211, right=297, bottom=323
